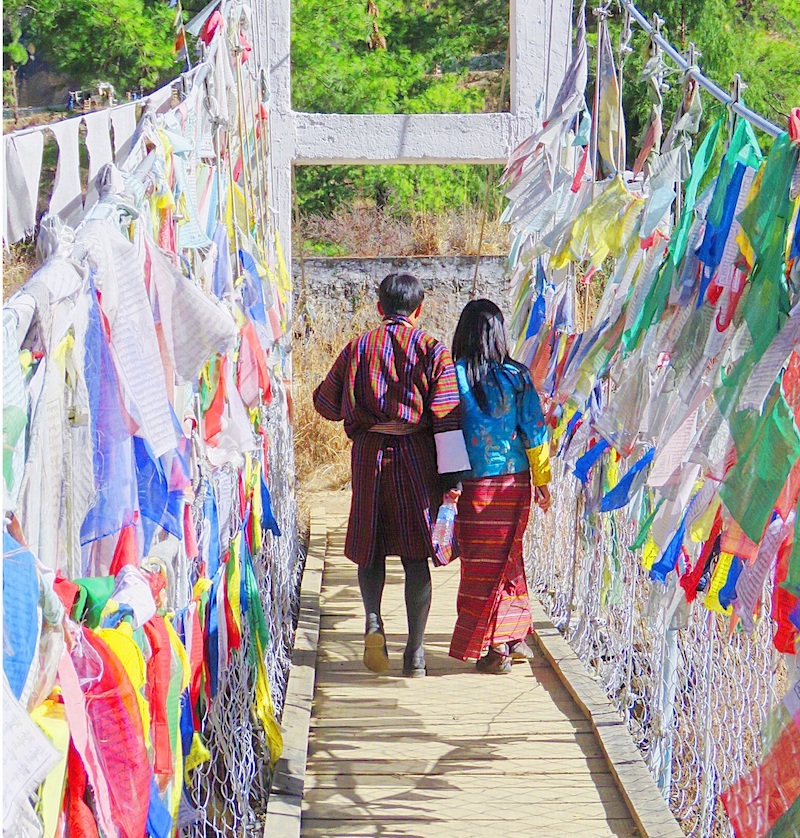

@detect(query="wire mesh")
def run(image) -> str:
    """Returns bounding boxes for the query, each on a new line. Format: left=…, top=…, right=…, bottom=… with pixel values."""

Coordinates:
left=1, top=0, right=303, bottom=831
left=526, top=459, right=785, bottom=837
left=183, top=387, right=301, bottom=837
left=176, top=0, right=302, bottom=829
left=258, top=384, right=303, bottom=720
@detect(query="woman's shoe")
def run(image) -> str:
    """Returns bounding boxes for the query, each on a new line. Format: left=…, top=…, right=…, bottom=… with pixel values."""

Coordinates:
left=363, top=629, right=389, bottom=674
left=475, top=645, right=511, bottom=675
left=507, top=639, right=535, bottom=662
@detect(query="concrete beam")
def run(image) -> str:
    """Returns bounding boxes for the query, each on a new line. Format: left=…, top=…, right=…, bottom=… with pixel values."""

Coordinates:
left=266, top=0, right=292, bottom=114
left=510, top=0, right=545, bottom=119
left=292, top=112, right=538, bottom=166
left=510, top=0, right=573, bottom=119
left=544, top=0, right=575, bottom=113
left=266, top=0, right=575, bottom=277
left=266, top=109, right=296, bottom=274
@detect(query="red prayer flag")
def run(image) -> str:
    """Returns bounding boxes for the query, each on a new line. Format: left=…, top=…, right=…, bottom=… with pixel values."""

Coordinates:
left=184, top=503, right=199, bottom=560
left=204, top=357, right=227, bottom=445
left=721, top=719, right=800, bottom=837
left=142, top=617, right=174, bottom=777
left=109, top=523, right=139, bottom=577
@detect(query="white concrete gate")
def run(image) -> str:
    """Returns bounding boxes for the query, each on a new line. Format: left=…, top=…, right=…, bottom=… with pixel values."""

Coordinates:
left=264, top=1, right=575, bottom=267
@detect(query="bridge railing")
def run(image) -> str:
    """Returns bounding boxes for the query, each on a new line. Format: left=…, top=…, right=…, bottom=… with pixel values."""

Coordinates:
left=505, top=6, right=799, bottom=836
left=526, top=460, right=782, bottom=837
left=2, top=0, right=302, bottom=835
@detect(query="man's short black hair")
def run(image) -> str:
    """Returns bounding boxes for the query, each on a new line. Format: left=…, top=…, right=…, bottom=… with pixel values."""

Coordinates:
left=378, top=272, right=425, bottom=317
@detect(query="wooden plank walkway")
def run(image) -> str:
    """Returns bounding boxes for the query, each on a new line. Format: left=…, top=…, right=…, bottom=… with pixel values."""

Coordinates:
left=266, top=491, right=682, bottom=838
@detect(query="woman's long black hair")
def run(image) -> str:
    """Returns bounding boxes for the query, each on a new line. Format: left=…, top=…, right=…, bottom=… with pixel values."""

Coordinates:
left=452, top=299, right=511, bottom=414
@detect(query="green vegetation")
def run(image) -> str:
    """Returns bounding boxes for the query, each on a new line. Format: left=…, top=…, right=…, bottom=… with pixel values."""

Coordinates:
left=4, top=0, right=799, bottom=245
left=614, top=0, right=800, bottom=156
left=291, top=0, right=800, bottom=223
left=3, top=0, right=178, bottom=110
left=291, top=0, right=510, bottom=223
left=291, top=0, right=507, bottom=114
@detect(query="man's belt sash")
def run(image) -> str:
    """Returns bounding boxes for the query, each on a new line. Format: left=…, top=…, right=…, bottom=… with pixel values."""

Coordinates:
left=366, top=421, right=421, bottom=436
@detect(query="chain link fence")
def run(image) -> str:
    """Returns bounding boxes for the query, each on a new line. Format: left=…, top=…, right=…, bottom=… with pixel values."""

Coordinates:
left=184, top=387, right=301, bottom=837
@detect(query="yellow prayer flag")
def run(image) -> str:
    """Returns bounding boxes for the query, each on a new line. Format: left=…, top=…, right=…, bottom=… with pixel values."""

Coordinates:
left=690, top=497, right=721, bottom=543
left=31, top=700, right=70, bottom=838
left=641, top=537, right=659, bottom=570
left=96, top=624, right=151, bottom=749
left=704, top=552, right=735, bottom=615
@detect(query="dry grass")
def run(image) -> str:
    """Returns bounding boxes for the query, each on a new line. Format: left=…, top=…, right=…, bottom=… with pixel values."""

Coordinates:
left=292, top=302, right=376, bottom=492
left=3, top=242, right=37, bottom=300
left=3, top=108, right=69, bottom=135
left=298, top=206, right=509, bottom=258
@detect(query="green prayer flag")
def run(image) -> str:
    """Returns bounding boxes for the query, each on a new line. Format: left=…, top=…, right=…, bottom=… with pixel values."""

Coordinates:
left=622, top=116, right=724, bottom=352
left=3, top=406, right=26, bottom=492
left=719, top=391, right=800, bottom=544
left=166, top=631, right=183, bottom=763
left=71, top=576, right=116, bottom=629
left=714, top=133, right=798, bottom=419
left=244, top=557, right=269, bottom=668
left=706, top=119, right=762, bottom=235
left=630, top=496, right=664, bottom=552
left=738, top=132, right=797, bottom=355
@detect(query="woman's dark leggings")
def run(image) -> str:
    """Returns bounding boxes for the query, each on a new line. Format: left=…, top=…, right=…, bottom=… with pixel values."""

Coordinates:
left=358, top=556, right=431, bottom=659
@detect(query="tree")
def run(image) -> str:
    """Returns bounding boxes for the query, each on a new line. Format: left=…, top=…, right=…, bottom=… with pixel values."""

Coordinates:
left=292, top=0, right=800, bottom=222
left=616, top=0, right=800, bottom=157
left=291, top=0, right=509, bottom=217
left=3, top=0, right=58, bottom=117
left=3, top=0, right=178, bottom=99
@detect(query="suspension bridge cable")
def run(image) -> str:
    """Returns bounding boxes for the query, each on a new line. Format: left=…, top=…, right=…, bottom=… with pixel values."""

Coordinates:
left=621, top=0, right=782, bottom=138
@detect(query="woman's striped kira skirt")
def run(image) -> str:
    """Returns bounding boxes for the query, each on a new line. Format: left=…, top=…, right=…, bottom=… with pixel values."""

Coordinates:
left=449, top=470, right=533, bottom=661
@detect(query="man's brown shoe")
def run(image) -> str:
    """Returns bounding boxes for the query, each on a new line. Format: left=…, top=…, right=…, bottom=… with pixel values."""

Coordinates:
left=475, top=645, right=511, bottom=675
left=363, top=629, right=389, bottom=673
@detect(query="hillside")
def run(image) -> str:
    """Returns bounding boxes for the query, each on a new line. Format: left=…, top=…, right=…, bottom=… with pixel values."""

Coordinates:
left=4, top=0, right=799, bottom=257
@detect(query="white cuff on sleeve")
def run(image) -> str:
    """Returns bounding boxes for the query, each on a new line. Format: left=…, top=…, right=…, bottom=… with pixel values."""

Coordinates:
left=434, top=429, right=471, bottom=474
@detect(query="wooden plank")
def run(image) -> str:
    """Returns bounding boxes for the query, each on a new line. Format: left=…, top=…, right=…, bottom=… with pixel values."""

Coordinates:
left=310, top=721, right=595, bottom=738
left=312, top=658, right=551, bottom=675
left=300, top=820, right=637, bottom=838
left=304, top=737, right=615, bottom=792
left=303, top=772, right=621, bottom=790
left=301, top=792, right=633, bottom=820
left=304, top=756, right=625, bottom=776
left=530, top=601, right=682, bottom=838
left=311, top=704, right=593, bottom=724
left=310, top=670, right=559, bottom=690
left=263, top=506, right=327, bottom=838
left=307, top=734, right=610, bottom=762
left=286, top=491, right=659, bottom=838
left=311, top=661, right=557, bottom=682
left=308, top=687, right=586, bottom=714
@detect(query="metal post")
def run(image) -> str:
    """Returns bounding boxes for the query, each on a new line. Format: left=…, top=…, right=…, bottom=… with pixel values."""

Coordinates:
left=698, top=609, right=717, bottom=833
left=233, top=42, right=254, bottom=241
left=589, top=3, right=608, bottom=190
left=565, top=489, right=583, bottom=636
left=616, top=7, right=633, bottom=172
left=656, top=617, right=679, bottom=794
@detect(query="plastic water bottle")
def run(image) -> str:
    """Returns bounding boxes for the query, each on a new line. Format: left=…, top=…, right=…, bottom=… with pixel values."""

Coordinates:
left=431, top=498, right=457, bottom=554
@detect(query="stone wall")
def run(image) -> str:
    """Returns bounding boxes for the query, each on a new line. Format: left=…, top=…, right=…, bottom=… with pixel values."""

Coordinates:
left=292, top=255, right=510, bottom=344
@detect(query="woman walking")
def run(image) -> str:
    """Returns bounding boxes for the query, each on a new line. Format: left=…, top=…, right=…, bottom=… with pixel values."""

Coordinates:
left=449, top=299, right=551, bottom=675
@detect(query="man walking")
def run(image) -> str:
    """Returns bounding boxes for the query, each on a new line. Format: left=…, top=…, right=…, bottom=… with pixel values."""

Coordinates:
left=313, top=273, right=469, bottom=677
